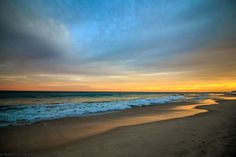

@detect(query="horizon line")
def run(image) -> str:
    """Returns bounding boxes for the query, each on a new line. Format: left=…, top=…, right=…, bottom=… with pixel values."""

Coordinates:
left=0, top=90, right=231, bottom=93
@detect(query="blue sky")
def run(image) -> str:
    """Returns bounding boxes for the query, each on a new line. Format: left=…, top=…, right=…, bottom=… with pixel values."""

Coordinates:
left=0, top=0, right=236, bottom=91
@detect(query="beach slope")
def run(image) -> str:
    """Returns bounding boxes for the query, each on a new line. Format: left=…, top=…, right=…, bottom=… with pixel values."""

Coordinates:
left=0, top=100, right=235, bottom=157
left=39, top=100, right=236, bottom=157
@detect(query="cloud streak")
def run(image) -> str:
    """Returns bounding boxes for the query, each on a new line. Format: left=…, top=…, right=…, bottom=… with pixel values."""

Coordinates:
left=0, top=0, right=236, bottom=91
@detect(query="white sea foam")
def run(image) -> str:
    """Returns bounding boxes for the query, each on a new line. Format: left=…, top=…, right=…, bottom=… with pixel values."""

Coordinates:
left=0, top=95, right=184, bottom=127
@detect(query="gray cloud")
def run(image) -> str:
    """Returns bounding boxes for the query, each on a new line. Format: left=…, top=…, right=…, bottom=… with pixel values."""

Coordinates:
left=0, top=0, right=236, bottom=83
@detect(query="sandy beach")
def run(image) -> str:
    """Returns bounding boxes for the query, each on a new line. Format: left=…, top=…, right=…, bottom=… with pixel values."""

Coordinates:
left=0, top=99, right=236, bottom=157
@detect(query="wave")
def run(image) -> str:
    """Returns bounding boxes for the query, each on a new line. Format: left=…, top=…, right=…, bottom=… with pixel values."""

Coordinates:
left=0, top=95, right=184, bottom=127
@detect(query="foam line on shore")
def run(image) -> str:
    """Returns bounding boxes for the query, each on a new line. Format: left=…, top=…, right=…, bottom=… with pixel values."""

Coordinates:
left=0, top=95, right=184, bottom=127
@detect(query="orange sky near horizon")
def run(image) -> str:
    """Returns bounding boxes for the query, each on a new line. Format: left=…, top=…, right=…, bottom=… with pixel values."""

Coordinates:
left=1, top=82, right=235, bottom=92
left=0, top=73, right=235, bottom=92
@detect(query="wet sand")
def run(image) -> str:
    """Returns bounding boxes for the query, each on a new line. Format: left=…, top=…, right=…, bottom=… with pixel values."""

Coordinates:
left=0, top=99, right=236, bottom=157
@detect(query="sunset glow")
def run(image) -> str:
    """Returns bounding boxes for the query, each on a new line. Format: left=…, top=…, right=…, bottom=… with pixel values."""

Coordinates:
left=0, top=0, right=236, bottom=92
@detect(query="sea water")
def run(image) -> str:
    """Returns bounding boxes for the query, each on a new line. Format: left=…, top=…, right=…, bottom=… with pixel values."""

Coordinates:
left=0, top=91, right=223, bottom=127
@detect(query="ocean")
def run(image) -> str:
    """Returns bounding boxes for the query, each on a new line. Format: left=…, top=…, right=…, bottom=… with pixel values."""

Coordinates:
left=0, top=91, right=223, bottom=127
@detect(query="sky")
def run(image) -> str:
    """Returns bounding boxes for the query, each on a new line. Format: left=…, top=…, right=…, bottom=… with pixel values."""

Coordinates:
left=0, top=0, right=236, bottom=92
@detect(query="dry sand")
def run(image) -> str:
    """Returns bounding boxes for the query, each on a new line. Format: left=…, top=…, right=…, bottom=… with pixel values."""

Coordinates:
left=0, top=99, right=236, bottom=157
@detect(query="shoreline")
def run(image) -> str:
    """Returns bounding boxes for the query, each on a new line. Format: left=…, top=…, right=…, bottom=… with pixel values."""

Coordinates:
left=0, top=99, right=235, bottom=157
left=0, top=99, right=218, bottom=153
left=40, top=99, right=236, bottom=157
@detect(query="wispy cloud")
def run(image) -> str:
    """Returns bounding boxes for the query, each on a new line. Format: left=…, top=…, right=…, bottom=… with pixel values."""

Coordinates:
left=0, top=0, right=236, bottom=91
